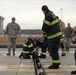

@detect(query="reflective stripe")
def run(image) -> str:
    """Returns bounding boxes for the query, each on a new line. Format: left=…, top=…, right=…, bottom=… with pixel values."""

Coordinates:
left=47, top=32, right=62, bottom=39
left=43, top=20, right=51, bottom=26
left=43, top=19, right=59, bottom=26
left=51, top=19, right=58, bottom=25
left=31, top=49, right=36, bottom=53
left=30, top=55, right=33, bottom=59
left=61, top=34, right=65, bottom=38
left=52, top=60, right=60, bottom=63
left=23, top=43, right=33, bottom=48
left=28, top=43, right=33, bottom=48
left=41, top=52, right=46, bottom=55
left=41, top=30, right=46, bottom=34
left=23, top=44, right=27, bottom=47
left=62, top=48, right=66, bottom=54
left=23, top=49, right=35, bottom=54
left=23, top=51, right=29, bottom=53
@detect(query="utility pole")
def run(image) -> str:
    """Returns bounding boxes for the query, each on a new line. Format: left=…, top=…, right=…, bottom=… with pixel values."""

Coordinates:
left=60, top=8, right=63, bottom=20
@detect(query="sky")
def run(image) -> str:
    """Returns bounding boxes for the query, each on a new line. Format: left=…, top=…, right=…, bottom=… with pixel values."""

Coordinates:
left=0, top=0, right=76, bottom=29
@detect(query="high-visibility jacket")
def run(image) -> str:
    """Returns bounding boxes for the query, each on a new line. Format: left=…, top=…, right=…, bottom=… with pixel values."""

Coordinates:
left=23, top=38, right=35, bottom=54
left=41, top=10, right=62, bottom=39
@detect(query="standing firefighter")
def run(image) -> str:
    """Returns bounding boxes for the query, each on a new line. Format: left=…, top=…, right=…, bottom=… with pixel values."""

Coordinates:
left=4, top=17, right=21, bottom=55
left=57, top=17, right=66, bottom=56
left=41, top=5, right=62, bottom=69
left=19, top=35, right=37, bottom=59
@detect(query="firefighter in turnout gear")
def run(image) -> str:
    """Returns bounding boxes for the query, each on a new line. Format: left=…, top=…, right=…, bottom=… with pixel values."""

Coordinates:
left=41, top=5, right=62, bottom=69
left=57, top=17, right=66, bottom=56
left=35, top=35, right=48, bottom=58
left=19, top=35, right=37, bottom=59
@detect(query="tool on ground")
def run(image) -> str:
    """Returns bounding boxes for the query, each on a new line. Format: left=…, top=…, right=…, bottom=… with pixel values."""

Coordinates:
left=33, top=57, right=47, bottom=75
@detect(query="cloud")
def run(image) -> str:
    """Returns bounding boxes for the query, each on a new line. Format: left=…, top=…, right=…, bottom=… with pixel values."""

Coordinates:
left=0, top=0, right=76, bottom=29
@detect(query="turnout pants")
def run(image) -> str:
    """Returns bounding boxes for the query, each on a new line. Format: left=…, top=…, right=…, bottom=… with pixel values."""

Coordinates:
left=48, top=37, right=60, bottom=65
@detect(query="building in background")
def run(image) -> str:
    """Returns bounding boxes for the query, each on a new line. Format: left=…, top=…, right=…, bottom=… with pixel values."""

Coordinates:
left=0, top=16, right=4, bottom=35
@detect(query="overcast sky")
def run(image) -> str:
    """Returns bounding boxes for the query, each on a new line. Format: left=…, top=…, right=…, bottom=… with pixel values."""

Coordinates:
left=0, top=0, right=76, bottom=29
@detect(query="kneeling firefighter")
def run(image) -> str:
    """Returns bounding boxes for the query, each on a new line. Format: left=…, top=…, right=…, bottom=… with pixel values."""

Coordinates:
left=19, top=35, right=37, bottom=59
left=35, top=35, right=48, bottom=58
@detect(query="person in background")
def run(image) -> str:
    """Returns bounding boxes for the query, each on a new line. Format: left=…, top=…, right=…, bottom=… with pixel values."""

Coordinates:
left=57, top=16, right=66, bottom=56
left=41, top=5, right=62, bottom=69
left=4, top=17, right=21, bottom=55
left=65, top=23, right=73, bottom=52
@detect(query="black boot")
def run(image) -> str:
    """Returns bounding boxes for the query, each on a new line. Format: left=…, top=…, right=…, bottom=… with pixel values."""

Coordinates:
left=61, top=54, right=66, bottom=56
left=71, top=70, right=76, bottom=74
left=48, top=63, right=61, bottom=69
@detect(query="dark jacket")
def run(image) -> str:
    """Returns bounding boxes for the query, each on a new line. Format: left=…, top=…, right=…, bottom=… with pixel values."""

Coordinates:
left=23, top=38, right=34, bottom=53
left=41, top=10, right=62, bottom=39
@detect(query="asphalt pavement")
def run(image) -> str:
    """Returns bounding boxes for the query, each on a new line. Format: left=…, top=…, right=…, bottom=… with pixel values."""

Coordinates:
left=0, top=48, right=75, bottom=75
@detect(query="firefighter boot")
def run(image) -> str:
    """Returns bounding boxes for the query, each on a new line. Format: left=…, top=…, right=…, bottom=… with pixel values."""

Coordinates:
left=71, top=70, right=76, bottom=74
left=61, top=48, right=66, bottom=56
left=48, top=63, right=61, bottom=69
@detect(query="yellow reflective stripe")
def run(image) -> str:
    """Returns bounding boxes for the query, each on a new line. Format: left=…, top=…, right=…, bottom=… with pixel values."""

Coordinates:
left=41, top=30, right=46, bottom=34
left=23, top=51, right=29, bottom=53
left=47, top=32, right=62, bottom=39
left=31, top=49, right=36, bottom=53
left=61, top=34, right=65, bottom=38
left=23, top=44, right=27, bottom=47
left=23, top=50, right=35, bottom=54
left=41, top=52, right=46, bottom=55
left=43, top=20, right=51, bottom=26
left=43, top=19, right=59, bottom=26
left=30, top=55, right=33, bottom=59
left=28, top=43, right=33, bottom=48
left=62, top=51, right=66, bottom=54
left=51, top=19, right=58, bottom=25
left=52, top=60, right=60, bottom=63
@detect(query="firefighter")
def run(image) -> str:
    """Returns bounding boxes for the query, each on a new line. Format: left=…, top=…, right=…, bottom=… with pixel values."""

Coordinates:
left=35, top=35, right=48, bottom=58
left=57, top=16, right=66, bottom=56
left=19, top=35, right=37, bottom=59
left=41, top=5, right=62, bottom=69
